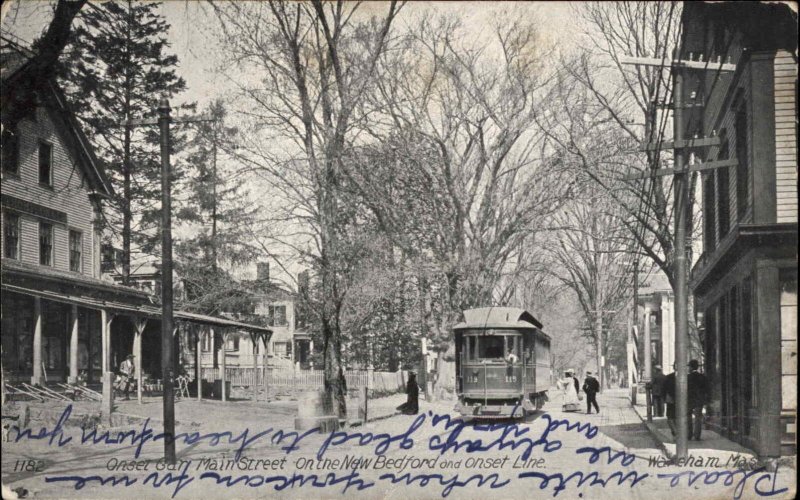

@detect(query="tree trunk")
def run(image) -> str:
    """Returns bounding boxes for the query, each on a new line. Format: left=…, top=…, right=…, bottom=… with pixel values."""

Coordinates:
left=122, top=123, right=132, bottom=284
left=595, top=306, right=604, bottom=389
left=322, top=316, right=347, bottom=418
left=121, top=1, right=133, bottom=285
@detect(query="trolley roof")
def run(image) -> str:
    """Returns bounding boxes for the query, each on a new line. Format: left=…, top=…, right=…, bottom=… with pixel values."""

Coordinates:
left=453, top=307, right=544, bottom=331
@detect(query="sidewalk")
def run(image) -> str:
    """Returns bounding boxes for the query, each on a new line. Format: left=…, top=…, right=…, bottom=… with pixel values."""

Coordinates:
left=550, top=389, right=664, bottom=455
left=630, top=396, right=758, bottom=464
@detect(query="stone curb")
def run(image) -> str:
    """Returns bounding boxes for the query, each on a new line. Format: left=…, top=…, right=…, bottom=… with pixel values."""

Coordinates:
left=629, top=398, right=672, bottom=459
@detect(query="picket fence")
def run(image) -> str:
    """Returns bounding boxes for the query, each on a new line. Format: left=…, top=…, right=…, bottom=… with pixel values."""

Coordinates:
left=200, top=367, right=407, bottom=393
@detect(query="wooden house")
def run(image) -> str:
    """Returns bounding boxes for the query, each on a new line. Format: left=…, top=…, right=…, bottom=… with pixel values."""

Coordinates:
left=681, top=2, right=797, bottom=458
left=1, top=37, right=269, bottom=398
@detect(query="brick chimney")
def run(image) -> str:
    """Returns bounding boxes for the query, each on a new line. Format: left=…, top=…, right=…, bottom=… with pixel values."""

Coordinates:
left=256, top=262, right=270, bottom=284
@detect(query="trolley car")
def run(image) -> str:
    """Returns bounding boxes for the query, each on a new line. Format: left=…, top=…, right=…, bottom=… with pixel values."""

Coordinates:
left=453, top=307, right=551, bottom=419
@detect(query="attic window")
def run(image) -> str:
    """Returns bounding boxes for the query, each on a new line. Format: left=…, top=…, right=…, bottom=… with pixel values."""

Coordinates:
left=38, top=141, right=53, bottom=186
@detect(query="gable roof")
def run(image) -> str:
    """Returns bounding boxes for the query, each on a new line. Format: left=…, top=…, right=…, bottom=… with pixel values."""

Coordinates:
left=453, top=306, right=544, bottom=330
left=1, top=36, right=113, bottom=198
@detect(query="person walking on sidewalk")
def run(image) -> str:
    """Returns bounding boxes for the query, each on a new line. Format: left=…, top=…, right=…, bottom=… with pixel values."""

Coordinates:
left=687, top=359, right=710, bottom=440
left=650, top=365, right=667, bottom=417
left=557, top=369, right=581, bottom=411
left=582, top=371, right=600, bottom=414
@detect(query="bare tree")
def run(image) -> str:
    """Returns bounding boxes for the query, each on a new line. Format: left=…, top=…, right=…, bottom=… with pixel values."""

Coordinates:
left=348, top=13, right=570, bottom=354
left=565, top=2, right=686, bottom=285
left=563, top=1, right=706, bottom=351
left=547, top=176, right=636, bottom=388
left=213, top=0, right=400, bottom=417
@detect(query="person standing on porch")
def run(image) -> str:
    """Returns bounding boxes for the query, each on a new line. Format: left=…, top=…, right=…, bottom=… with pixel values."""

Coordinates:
left=119, top=354, right=135, bottom=401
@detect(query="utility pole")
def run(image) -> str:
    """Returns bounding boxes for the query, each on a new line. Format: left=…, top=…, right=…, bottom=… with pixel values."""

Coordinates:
left=672, top=65, right=690, bottom=459
left=621, top=53, right=737, bottom=460
left=158, top=97, right=176, bottom=464
left=115, top=105, right=215, bottom=465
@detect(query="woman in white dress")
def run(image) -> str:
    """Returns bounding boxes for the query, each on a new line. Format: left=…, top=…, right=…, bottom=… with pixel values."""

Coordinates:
left=556, top=369, right=581, bottom=411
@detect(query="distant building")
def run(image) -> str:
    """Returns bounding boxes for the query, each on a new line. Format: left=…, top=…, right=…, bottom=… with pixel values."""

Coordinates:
left=102, top=244, right=161, bottom=295
left=681, top=2, right=797, bottom=458
left=637, top=271, right=676, bottom=377
left=196, top=262, right=314, bottom=370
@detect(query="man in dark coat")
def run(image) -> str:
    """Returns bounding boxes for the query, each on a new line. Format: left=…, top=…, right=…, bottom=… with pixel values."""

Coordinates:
left=687, top=359, right=710, bottom=440
left=582, top=371, right=600, bottom=414
left=397, top=371, right=420, bottom=415
left=650, top=365, right=667, bottom=417
left=664, top=364, right=677, bottom=436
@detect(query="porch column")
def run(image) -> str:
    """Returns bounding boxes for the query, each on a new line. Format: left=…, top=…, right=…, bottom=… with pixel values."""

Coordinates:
left=663, top=298, right=674, bottom=370
left=31, top=297, right=44, bottom=385
left=196, top=329, right=203, bottom=402
left=211, top=329, right=216, bottom=370
left=252, top=335, right=259, bottom=402
left=309, top=340, right=314, bottom=369
left=220, top=330, right=227, bottom=402
left=756, top=263, right=781, bottom=458
left=133, top=317, right=147, bottom=404
left=643, top=306, right=652, bottom=381
left=68, top=304, right=79, bottom=383
left=268, top=334, right=271, bottom=402
left=101, top=309, right=113, bottom=374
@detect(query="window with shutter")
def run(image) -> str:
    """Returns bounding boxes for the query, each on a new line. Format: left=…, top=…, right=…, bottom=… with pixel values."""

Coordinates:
left=718, top=133, right=731, bottom=237
left=3, top=211, right=20, bottom=259
left=703, top=172, right=716, bottom=252
left=69, top=230, right=82, bottom=272
left=39, top=222, right=53, bottom=266
left=735, top=108, right=750, bottom=219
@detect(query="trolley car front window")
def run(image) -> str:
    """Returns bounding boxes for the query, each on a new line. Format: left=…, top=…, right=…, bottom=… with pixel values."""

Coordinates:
left=464, top=334, right=520, bottom=361
left=480, top=336, right=504, bottom=358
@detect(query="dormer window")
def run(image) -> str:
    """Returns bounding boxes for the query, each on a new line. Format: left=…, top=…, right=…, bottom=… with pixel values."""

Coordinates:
left=39, top=141, right=53, bottom=186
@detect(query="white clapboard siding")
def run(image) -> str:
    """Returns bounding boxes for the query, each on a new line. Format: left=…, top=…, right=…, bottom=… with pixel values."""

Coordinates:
left=774, top=51, right=797, bottom=224
left=1, top=105, right=98, bottom=274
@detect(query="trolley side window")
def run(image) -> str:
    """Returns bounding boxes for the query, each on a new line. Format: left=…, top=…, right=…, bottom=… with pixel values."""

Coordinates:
left=467, top=336, right=478, bottom=361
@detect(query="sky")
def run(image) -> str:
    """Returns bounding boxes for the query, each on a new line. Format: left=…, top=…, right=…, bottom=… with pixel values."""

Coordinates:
left=1, top=1, right=582, bottom=110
